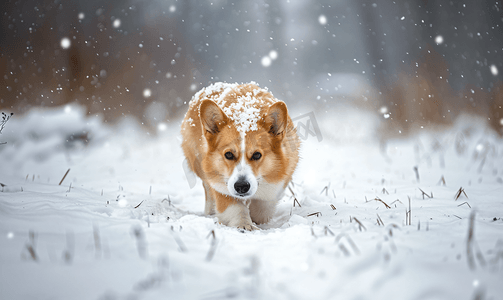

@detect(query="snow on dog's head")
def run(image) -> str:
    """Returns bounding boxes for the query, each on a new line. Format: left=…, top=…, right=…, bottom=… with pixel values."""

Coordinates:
left=196, top=82, right=291, bottom=199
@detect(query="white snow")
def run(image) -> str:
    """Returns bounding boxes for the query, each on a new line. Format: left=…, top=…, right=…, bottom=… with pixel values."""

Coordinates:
left=1, top=106, right=503, bottom=300
left=190, top=82, right=272, bottom=134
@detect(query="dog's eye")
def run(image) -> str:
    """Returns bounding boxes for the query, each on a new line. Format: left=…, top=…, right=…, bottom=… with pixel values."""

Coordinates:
left=251, top=152, right=262, bottom=160
left=224, top=152, right=234, bottom=160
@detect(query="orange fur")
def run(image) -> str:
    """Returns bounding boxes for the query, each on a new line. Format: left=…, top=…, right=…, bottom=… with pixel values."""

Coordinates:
left=181, top=82, right=300, bottom=229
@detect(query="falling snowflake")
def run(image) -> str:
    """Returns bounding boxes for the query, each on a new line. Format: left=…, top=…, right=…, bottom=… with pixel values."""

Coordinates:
left=269, top=50, right=278, bottom=60
left=60, top=37, right=71, bottom=49
left=318, top=15, right=327, bottom=25
left=113, top=19, right=121, bottom=28
left=261, top=56, right=272, bottom=67
left=490, top=64, right=498, bottom=76
left=143, top=88, right=152, bottom=98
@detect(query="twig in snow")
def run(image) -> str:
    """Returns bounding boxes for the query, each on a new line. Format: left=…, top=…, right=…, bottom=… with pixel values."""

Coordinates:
left=0, top=112, right=13, bottom=145
left=59, top=168, right=70, bottom=186
left=307, top=212, right=322, bottom=217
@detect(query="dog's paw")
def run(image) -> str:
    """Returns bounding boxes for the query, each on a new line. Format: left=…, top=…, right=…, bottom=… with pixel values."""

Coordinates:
left=230, top=219, right=259, bottom=231
left=237, top=223, right=260, bottom=231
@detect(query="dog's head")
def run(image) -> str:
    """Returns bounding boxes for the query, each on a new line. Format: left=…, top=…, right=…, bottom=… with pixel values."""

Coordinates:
left=199, top=99, right=289, bottom=199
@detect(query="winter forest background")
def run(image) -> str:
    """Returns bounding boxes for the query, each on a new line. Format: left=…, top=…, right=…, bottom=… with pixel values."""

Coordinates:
left=1, top=1, right=503, bottom=300
left=2, top=0, right=502, bottom=135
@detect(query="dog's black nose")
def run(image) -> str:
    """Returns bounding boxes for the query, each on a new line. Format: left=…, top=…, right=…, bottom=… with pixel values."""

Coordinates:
left=234, top=180, right=250, bottom=194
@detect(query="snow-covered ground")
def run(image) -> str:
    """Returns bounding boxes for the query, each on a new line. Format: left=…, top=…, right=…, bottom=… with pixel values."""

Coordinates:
left=1, top=105, right=502, bottom=300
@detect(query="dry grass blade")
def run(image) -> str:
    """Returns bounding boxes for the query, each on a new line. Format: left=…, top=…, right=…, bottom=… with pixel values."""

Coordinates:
left=26, top=244, right=38, bottom=261
left=338, top=243, right=350, bottom=257
left=413, top=166, right=420, bottom=182
left=438, top=175, right=446, bottom=186
left=457, top=202, right=471, bottom=208
left=134, top=200, right=144, bottom=209
left=324, top=226, right=334, bottom=236
left=418, top=188, right=432, bottom=199
left=405, top=197, right=412, bottom=225
left=320, top=183, right=330, bottom=196
left=206, top=230, right=218, bottom=262
left=466, top=210, right=476, bottom=270
left=377, top=214, right=385, bottom=226
left=335, top=233, right=360, bottom=255
left=330, top=204, right=336, bottom=210
left=93, top=225, right=102, bottom=259
left=59, top=168, right=71, bottom=186
left=374, top=196, right=391, bottom=209
left=132, top=226, right=148, bottom=259
left=307, top=212, right=322, bottom=217
left=390, top=199, right=403, bottom=206
left=288, top=185, right=302, bottom=207
left=171, top=227, right=188, bottom=252
left=408, top=197, right=411, bottom=225
left=382, top=188, right=389, bottom=195
left=352, top=217, right=366, bottom=231
left=311, top=227, right=317, bottom=238
left=454, top=187, right=468, bottom=200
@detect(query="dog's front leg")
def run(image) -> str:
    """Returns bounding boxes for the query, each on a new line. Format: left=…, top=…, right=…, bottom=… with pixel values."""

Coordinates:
left=203, top=182, right=216, bottom=215
left=214, top=192, right=258, bottom=231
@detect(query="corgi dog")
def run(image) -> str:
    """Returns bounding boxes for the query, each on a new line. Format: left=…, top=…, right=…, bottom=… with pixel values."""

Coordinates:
left=181, top=82, right=300, bottom=230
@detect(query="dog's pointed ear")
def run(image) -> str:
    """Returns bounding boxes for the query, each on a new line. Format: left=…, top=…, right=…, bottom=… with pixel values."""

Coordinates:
left=199, top=100, right=228, bottom=135
left=264, top=101, right=288, bottom=137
